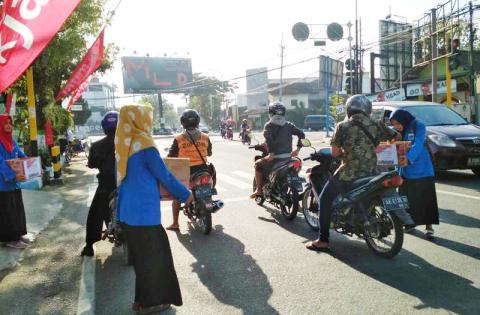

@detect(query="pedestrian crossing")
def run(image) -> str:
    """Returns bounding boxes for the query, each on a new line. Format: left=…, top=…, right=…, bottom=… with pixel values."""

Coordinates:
left=212, top=168, right=310, bottom=193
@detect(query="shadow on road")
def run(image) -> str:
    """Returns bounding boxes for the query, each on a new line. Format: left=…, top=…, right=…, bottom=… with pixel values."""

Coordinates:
left=408, top=230, right=480, bottom=261
left=176, top=224, right=279, bottom=314
left=331, top=237, right=480, bottom=315
left=436, top=170, right=479, bottom=192
left=439, top=208, right=480, bottom=229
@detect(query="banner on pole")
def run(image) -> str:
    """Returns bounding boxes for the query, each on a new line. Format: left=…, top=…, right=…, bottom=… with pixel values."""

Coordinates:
left=56, top=31, right=104, bottom=101
left=0, top=0, right=82, bottom=93
left=67, top=75, right=93, bottom=111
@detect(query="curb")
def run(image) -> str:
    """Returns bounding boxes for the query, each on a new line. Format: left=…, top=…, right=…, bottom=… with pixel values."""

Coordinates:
left=76, top=250, right=96, bottom=315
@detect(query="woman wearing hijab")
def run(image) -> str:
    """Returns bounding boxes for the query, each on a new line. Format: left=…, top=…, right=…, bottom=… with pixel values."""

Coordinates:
left=0, top=114, right=29, bottom=249
left=115, top=105, right=192, bottom=314
left=389, top=109, right=439, bottom=237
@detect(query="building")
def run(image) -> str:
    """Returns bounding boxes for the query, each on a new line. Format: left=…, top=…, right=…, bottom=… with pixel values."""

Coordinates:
left=82, top=76, right=116, bottom=112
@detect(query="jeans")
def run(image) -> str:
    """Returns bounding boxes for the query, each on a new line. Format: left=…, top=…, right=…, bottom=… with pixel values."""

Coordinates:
left=318, top=177, right=351, bottom=242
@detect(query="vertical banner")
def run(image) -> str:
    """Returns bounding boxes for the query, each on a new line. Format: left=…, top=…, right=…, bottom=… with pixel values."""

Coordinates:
left=55, top=31, right=104, bottom=101
left=67, top=75, right=93, bottom=111
left=5, top=93, right=16, bottom=115
left=0, top=0, right=82, bottom=92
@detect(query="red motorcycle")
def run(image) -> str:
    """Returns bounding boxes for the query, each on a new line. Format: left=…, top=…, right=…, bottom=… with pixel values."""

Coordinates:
left=226, top=126, right=234, bottom=140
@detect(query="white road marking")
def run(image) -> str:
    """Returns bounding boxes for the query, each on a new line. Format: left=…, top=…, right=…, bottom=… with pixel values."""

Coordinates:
left=231, top=170, right=253, bottom=180
left=217, top=174, right=251, bottom=189
left=436, top=190, right=480, bottom=201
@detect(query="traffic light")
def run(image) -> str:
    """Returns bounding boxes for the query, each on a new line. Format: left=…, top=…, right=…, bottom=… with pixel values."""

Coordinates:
left=344, top=72, right=356, bottom=94
left=448, top=39, right=461, bottom=71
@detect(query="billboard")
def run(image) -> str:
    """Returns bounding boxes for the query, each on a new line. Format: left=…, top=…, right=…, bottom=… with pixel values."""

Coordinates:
left=121, top=57, right=193, bottom=93
left=246, top=67, right=268, bottom=109
left=319, top=56, right=343, bottom=92
left=379, top=20, right=413, bottom=89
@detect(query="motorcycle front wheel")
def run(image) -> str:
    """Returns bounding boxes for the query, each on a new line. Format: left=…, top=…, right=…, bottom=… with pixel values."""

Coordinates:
left=280, top=184, right=299, bottom=220
left=252, top=178, right=265, bottom=206
left=302, top=187, right=319, bottom=231
left=363, top=200, right=404, bottom=258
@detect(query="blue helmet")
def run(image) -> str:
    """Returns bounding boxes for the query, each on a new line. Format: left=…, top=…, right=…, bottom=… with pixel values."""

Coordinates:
left=101, top=111, right=119, bottom=133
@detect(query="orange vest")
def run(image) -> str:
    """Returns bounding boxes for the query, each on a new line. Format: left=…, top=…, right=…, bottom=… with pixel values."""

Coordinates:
left=176, top=133, right=209, bottom=166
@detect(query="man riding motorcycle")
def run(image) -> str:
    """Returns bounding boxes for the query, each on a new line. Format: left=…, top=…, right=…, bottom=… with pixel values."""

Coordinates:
left=240, top=119, right=250, bottom=143
left=305, top=95, right=400, bottom=252
left=166, top=109, right=213, bottom=231
left=250, top=101, right=305, bottom=198
left=81, top=111, right=118, bottom=256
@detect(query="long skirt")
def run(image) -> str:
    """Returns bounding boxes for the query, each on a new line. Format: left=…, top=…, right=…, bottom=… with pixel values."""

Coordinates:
left=399, top=176, right=439, bottom=226
left=123, top=224, right=182, bottom=307
left=0, top=189, right=27, bottom=242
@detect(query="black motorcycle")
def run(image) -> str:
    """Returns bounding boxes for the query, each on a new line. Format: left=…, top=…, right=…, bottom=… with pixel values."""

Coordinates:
left=301, top=140, right=413, bottom=258
left=180, top=169, right=223, bottom=235
left=250, top=144, right=304, bottom=220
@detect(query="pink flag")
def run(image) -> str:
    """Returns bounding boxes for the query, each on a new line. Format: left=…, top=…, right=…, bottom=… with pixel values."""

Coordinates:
left=67, top=75, right=92, bottom=111
left=56, top=30, right=104, bottom=101
left=0, top=0, right=81, bottom=92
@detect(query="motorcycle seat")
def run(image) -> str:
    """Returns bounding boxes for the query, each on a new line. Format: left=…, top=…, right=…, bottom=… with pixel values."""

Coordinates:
left=350, top=175, right=377, bottom=189
left=271, top=159, right=291, bottom=173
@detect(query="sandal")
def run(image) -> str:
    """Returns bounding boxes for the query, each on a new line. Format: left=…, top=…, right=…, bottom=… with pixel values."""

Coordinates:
left=166, top=225, right=180, bottom=231
left=306, top=241, right=330, bottom=252
left=250, top=192, right=263, bottom=199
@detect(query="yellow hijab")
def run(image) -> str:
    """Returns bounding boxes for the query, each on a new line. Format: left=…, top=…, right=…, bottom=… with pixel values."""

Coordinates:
left=115, top=105, right=155, bottom=186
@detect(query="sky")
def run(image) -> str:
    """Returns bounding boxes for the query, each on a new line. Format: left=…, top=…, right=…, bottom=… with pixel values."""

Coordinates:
left=99, top=0, right=467, bottom=107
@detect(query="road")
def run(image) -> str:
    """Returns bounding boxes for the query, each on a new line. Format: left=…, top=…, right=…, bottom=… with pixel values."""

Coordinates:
left=94, top=132, right=480, bottom=315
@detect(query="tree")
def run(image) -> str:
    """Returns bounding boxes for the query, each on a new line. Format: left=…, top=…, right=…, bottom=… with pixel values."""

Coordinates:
left=139, top=95, right=179, bottom=128
left=8, top=0, right=118, bottom=127
left=72, top=97, right=92, bottom=126
left=186, top=73, right=233, bottom=127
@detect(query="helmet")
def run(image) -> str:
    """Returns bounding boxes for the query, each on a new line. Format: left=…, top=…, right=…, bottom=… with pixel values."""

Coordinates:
left=242, top=119, right=247, bottom=123
left=268, top=101, right=286, bottom=116
left=345, top=94, right=372, bottom=118
left=101, top=111, right=119, bottom=133
left=180, top=109, right=200, bottom=129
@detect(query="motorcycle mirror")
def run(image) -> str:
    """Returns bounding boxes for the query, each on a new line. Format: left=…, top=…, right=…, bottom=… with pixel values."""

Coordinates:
left=301, top=139, right=312, bottom=147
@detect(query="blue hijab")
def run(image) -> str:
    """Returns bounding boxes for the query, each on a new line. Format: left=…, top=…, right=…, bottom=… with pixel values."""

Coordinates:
left=389, top=109, right=416, bottom=136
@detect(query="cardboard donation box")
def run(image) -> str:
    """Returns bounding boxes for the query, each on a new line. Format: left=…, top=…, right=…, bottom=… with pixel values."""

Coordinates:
left=375, top=141, right=411, bottom=166
left=159, top=158, right=190, bottom=201
left=6, top=157, right=42, bottom=181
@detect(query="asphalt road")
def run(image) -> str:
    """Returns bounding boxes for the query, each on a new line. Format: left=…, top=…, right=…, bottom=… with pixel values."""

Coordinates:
left=95, top=132, right=480, bottom=315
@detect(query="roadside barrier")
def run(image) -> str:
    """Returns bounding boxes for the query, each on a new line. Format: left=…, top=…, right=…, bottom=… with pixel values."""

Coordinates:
left=51, top=145, right=62, bottom=179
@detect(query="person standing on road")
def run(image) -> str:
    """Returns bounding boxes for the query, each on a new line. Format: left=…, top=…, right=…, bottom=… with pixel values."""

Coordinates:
left=0, top=114, right=29, bottom=249
left=80, top=111, right=118, bottom=257
left=306, top=95, right=399, bottom=252
left=251, top=101, right=305, bottom=198
left=166, top=109, right=212, bottom=231
left=115, top=105, right=193, bottom=314
left=390, top=109, right=439, bottom=237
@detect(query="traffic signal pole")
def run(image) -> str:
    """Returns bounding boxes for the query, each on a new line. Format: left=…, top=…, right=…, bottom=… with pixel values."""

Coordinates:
left=446, top=56, right=453, bottom=107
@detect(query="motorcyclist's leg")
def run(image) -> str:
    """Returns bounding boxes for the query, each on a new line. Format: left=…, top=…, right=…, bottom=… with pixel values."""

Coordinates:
left=251, top=160, right=266, bottom=197
left=166, top=201, right=181, bottom=230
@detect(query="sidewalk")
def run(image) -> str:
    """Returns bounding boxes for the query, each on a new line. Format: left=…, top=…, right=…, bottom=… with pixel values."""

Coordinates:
left=0, top=158, right=96, bottom=273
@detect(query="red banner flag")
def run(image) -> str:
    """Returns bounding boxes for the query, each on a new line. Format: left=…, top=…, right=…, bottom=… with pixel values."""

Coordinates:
left=67, top=75, right=92, bottom=111
left=0, top=0, right=81, bottom=93
left=56, top=30, right=104, bottom=101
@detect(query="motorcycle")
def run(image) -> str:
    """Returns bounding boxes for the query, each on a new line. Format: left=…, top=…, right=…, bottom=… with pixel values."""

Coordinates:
left=226, top=127, right=234, bottom=140
left=180, top=168, right=223, bottom=235
left=220, top=126, right=227, bottom=138
left=249, top=143, right=304, bottom=220
left=240, top=127, right=252, bottom=145
left=301, top=139, right=413, bottom=258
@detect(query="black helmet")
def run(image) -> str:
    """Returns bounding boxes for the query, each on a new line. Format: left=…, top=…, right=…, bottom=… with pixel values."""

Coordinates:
left=180, top=109, right=200, bottom=129
left=346, top=94, right=372, bottom=118
left=268, top=101, right=286, bottom=116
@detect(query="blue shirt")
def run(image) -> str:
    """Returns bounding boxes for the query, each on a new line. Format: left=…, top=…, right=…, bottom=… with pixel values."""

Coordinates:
left=117, top=147, right=190, bottom=226
left=400, top=120, right=435, bottom=179
left=0, top=141, right=26, bottom=191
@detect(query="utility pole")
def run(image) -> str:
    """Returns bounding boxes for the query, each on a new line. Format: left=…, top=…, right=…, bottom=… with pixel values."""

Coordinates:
left=355, top=0, right=359, bottom=94
left=359, top=17, right=363, bottom=94
left=347, top=21, right=353, bottom=95
left=157, top=93, right=164, bottom=128
left=431, top=8, right=438, bottom=102
left=468, top=1, right=477, bottom=122
left=279, top=40, right=285, bottom=101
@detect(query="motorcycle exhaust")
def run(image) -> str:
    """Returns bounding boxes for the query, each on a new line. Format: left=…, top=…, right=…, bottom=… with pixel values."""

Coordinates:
left=206, top=200, right=224, bottom=213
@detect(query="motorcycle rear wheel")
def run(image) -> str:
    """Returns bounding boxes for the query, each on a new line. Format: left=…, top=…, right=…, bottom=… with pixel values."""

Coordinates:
left=302, top=187, right=319, bottom=231
left=252, top=178, right=265, bottom=206
left=198, top=212, right=212, bottom=235
left=280, top=184, right=299, bottom=220
left=364, top=200, right=404, bottom=258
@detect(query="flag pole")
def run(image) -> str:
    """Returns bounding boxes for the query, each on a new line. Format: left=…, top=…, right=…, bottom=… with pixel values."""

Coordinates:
left=26, top=67, right=38, bottom=156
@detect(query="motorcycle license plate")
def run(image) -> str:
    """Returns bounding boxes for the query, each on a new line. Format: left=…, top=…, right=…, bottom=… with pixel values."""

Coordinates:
left=382, top=196, right=409, bottom=211
left=195, top=185, right=213, bottom=198
left=287, top=175, right=304, bottom=191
